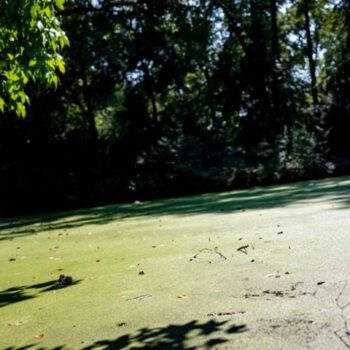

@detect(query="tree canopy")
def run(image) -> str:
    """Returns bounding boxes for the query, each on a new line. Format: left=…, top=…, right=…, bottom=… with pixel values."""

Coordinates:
left=0, top=0, right=69, bottom=116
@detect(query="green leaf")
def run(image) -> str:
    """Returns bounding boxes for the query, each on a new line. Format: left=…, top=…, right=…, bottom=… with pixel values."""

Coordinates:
left=56, top=58, right=65, bottom=73
left=16, top=102, right=26, bottom=118
left=55, top=0, right=65, bottom=10
left=18, top=91, right=27, bottom=104
left=30, top=3, right=40, bottom=19
left=0, top=98, right=5, bottom=113
left=29, top=60, right=37, bottom=67
left=21, top=71, right=29, bottom=84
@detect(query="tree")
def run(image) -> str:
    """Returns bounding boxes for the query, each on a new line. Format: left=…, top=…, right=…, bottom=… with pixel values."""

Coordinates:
left=0, top=0, right=69, bottom=117
left=301, top=0, right=319, bottom=109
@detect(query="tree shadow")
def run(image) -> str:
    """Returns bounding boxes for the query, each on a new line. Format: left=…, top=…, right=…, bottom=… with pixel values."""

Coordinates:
left=0, top=287, right=33, bottom=308
left=1, top=176, right=350, bottom=241
left=4, top=320, right=247, bottom=350
left=0, top=279, right=81, bottom=308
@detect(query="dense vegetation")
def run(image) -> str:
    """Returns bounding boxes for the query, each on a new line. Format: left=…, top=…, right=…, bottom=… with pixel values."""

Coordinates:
left=1, top=0, right=350, bottom=215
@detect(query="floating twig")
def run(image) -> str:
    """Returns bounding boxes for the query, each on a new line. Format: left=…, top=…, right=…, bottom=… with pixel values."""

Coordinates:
left=237, top=245, right=249, bottom=255
left=191, top=247, right=227, bottom=261
left=126, top=294, right=152, bottom=301
left=334, top=281, right=350, bottom=348
left=208, top=311, right=245, bottom=317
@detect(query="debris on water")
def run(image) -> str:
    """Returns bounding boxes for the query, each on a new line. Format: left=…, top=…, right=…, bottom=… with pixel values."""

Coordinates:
left=237, top=245, right=249, bottom=255
left=271, top=325, right=281, bottom=329
left=244, top=293, right=260, bottom=298
left=57, top=274, right=73, bottom=285
left=290, top=281, right=304, bottom=291
left=139, top=271, right=145, bottom=275
left=208, top=311, right=245, bottom=317
left=34, top=333, right=44, bottom=340
left=7, top=320, right=28, bottom=327
left=9, top=258, right=16, bottom=262
left=177, top=294, right=187, bottom=299
left=265, top=273, right=281, bottom=278
left=126, top=294, right=152, bottom=301
left=317, top=281, right=326, bottom=285
left=277, top=231, right=284, bottom=235
left=191, top=247, right=227, bottom=262
left=118, top=322, right=128, bottom=327
left=263, top=290, right=284, bottom=297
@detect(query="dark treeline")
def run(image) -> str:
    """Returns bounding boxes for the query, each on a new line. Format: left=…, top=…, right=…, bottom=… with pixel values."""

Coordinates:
left=1, top=0, right=350, bottom=216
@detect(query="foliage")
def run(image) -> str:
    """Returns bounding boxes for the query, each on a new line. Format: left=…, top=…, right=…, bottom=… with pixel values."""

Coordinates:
left=0, top=0, right=69, bottom=117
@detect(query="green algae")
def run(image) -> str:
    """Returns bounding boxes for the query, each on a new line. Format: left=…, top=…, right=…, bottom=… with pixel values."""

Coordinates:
left=1, top=177, right=350, bottom=349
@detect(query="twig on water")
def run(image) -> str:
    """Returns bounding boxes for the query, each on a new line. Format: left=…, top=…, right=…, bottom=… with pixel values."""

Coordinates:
left=334, top=282, right=350, bottom=348
left=192, top=247, right=227, bottom=261
left=126, top=294, right=152, bottom=301
left=237, top=245, right=249, bottom=255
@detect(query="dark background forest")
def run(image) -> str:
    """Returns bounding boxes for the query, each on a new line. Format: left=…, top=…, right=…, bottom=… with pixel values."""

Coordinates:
left=1, top=0, right=350, bottom=216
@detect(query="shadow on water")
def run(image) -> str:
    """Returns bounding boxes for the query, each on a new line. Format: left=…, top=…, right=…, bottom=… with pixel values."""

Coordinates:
left=4, top=319, right=247, bottom=350
left=1, top=176, right=350, bottom=241
left=0, top=279, right=81, bottom=308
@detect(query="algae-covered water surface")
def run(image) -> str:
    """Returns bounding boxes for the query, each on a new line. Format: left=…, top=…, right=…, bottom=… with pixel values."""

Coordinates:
left=1, top=177, right=350, bottom=349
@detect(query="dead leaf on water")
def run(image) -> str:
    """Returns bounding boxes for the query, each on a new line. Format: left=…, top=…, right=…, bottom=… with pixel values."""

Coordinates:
left=177, top=294, right=187, bottom=299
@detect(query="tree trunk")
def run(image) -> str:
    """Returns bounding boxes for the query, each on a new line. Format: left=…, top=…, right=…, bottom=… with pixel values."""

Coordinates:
left=269, top=0, right=287, bottom=131
left=81, top=65, right=98, bottom=141
left=303, top=0, right=319, bottom=108
left=221, top=1, right=249, bottom=56
left=270, top=0, right=280, bottom=113
left=250, top=0, right=269, bottom=116
left=270, top=0, right=280, bottom=61
left=143, top=64, right=158, bottom=123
